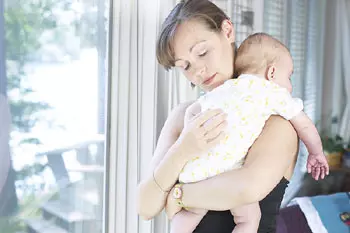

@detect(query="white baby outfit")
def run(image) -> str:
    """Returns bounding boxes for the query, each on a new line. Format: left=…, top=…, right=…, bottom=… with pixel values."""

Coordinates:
left=178, top=74, right=303, bottom=183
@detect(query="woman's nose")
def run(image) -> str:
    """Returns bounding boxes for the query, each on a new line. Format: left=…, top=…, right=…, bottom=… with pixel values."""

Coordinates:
left=196, top=65, right=206, bottom=78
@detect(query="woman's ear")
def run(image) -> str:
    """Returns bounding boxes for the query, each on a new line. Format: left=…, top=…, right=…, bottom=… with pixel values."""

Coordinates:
left=266, top=65, right=276, bottom=81
left=221, top=19, right=235, bottom=43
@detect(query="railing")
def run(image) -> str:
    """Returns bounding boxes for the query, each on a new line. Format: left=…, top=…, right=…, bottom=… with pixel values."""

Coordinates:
left=35, top=134, right=105, bottom=186
left=25, top=134, right=106, bottom=233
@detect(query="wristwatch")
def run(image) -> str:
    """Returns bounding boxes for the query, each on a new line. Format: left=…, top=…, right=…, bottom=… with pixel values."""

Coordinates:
left=173, top=183, right=186, bottom=208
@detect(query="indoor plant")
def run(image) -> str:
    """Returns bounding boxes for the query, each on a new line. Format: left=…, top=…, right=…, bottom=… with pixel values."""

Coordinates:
left=342, top=141, right=350, bottom=167
left=321, top=134, right=345, bottom=168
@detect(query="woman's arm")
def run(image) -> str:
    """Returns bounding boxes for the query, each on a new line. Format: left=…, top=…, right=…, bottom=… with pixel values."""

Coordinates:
left=137, top=101, right=192, bottom=220
left=180, top=115, right=299, bottom=211
left=138, top=100, right=228, bottom=219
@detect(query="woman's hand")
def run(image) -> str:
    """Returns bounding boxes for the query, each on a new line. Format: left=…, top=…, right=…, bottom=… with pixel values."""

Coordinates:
left=177, top=102, right=228, bottom=161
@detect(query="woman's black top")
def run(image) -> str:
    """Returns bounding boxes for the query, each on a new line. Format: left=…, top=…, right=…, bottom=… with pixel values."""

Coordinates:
left=193, top=177, right=289, bottom=233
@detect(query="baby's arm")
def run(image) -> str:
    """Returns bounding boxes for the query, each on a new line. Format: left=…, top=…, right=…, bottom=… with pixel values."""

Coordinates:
left=290, top=111, right=323, bottom=156
left=290, top=111, right=329, bottom=179
left=264, top=81, right=329, bottom=180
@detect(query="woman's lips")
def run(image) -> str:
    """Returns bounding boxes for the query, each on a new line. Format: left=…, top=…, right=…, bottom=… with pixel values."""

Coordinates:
left=203, top=73, right=217, bottom=85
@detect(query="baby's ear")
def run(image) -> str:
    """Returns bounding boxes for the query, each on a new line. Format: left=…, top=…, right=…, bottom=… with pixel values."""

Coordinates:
left=266, top=65, right=276, bottom=81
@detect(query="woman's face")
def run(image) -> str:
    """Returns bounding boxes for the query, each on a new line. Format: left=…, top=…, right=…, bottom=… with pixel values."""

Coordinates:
left=172, top=19, right=235, bottom=92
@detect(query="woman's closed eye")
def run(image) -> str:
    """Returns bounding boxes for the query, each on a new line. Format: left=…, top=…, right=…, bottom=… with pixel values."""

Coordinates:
left=198, top=51, right=207, bottom=57
left=184, top=52, right=207, bottom=70
left=183, top=51, right=208, bottom=71
left=184, top=63, right=191, bottom=71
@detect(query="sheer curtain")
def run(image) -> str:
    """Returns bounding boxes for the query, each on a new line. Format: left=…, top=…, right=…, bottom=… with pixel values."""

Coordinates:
left=321, top=1, right=345, bottom=135
left=108, top=0, right=198, bottom=232
left=338, top=0, right=350, bottom=144
left=108, top=0, right=159, bottom=233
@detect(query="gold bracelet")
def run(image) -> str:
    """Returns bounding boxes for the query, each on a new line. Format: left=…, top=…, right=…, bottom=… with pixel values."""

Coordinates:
left=173, top=183, right=189, bottom=209
left=153, top=170, right=170, bottom=193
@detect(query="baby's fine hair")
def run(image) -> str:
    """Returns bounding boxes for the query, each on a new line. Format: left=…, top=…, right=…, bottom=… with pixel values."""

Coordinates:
left=234, top=32, right=290, bottom=76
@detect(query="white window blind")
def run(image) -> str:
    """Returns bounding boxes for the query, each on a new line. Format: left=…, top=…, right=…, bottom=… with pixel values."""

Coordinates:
left=211, top=0, right=254, bottom=45
left=287, top=0, right=308, bottom=99
left=263, top=0, right=286, bottom=43
left=264, top=0, right=324, bottom=124
left=108, top=0, right=161, bottom=233
left=304, top=0, right=323, bottom=123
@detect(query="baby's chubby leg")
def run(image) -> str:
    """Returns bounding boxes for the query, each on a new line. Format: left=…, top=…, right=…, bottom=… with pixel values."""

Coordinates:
left=230, top=202, right=261, bottom=233
left=170, top=209, right=207, bottom=233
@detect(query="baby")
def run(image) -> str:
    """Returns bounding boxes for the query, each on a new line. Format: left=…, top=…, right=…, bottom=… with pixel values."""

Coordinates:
left=170, top=33, right=329, bottom=233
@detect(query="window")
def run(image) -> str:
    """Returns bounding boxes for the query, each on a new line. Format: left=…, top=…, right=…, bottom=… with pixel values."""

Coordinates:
left=286, top=0, right=309, bottom=99
left=212, top=0, right=254, bottom=45
left=304, top=0, right=324, bottom=123
left=263, top=0, right=287, bottom=43
left=1, top=0, right=110, bottom=232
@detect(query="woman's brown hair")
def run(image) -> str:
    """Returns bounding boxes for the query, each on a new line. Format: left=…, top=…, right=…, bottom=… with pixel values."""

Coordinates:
left=156, top=0, right=231, bottom=70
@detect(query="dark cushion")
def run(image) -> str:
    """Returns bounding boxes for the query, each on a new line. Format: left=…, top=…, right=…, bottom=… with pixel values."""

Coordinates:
left=276, top=205, right=312, bottom=233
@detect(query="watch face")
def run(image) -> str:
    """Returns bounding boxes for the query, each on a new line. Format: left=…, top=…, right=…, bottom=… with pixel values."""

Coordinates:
left=173, top=187, right=182, bottom=199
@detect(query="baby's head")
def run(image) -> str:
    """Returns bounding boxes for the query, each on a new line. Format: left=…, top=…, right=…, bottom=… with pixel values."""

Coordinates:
left=235, top=33, right=294, bottom=93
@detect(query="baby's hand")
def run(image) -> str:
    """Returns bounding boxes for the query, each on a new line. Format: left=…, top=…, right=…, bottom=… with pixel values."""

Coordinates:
left=307, top=153, right=329, bottom=180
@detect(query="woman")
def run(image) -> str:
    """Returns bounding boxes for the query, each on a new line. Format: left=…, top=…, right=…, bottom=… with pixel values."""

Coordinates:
left=137, top=0, right=299, bottom=232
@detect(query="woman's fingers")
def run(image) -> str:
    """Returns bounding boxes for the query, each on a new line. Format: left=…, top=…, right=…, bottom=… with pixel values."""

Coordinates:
left=207, top=131, right=226, bottom=148
left=195, top=108, right=224, bottom=127
left=196, top=114, right=227, bottom=144
left=204, top=120, right=227, bottom=141
left=195, top=112, right=227, bottom=139
left=181, top=107, right=228, bottom=156
left=202, top=112, right=227, bottom=132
